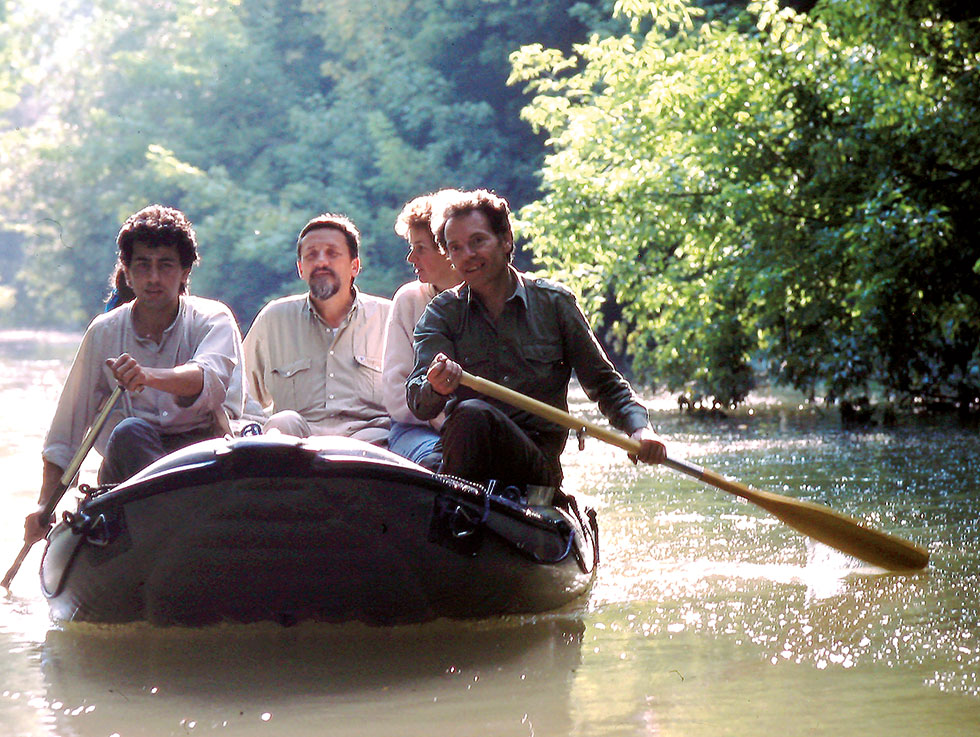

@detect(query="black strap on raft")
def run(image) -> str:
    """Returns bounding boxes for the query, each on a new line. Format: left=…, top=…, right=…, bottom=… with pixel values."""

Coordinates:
left=519, top=522, right=576, bottom=565
left=62, top=508, right=122, bottom=547
left=428, top=476, right=491, bottom=556
left=78, top=482, right=117, bottom=500
left=488, top=485, right=579, bottom=565
left=429, top=477, right=588, bottom=565
left=56, top=483, right=124, bottom=547
left=564, top=493, right=600, bottom=573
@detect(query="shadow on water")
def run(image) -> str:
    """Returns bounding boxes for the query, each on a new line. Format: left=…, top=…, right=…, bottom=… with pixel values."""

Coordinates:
left=35, top=615, right=585, bottom=736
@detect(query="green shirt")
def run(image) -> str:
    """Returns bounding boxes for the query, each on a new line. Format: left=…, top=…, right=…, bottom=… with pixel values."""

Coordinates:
left=407, top=268, right=650, bottom=467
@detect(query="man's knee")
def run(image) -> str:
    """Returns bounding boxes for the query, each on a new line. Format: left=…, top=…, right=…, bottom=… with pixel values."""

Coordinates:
left=441, top=399, right=505, bottom=475
left=444, top=399, right=496, bottom=435
left=106, top=417, right=158, bottom=448
left=100, top=418, right=164, bottom=484
left=263, top=410, right=310, bottom=437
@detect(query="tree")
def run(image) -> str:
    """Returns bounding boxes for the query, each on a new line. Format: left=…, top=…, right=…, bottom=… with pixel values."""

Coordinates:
left=0, top=0, right=325, bottom=326
left=512, top=0, right=980, bottom=407
left=0, top=0, right=596, bottom=328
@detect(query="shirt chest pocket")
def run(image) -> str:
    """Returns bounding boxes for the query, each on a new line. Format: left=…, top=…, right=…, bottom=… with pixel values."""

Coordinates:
left=521, top=342, right=566, bottom=382
left=269, top=357, right=313, bottom=411
left=352, top=352, right=384, bottom=409
left=458, top=345, right=493, bottom=372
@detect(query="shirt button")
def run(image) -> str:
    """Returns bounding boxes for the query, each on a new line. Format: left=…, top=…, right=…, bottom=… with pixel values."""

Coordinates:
left=329, top=373, right=334, bottom=378
left=329, top=394, right=335, bottom=399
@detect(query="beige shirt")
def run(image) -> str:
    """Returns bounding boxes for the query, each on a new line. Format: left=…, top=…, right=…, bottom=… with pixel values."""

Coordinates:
left=43, top=296, right=243, bottom=471
left=382, top=280, right=445, bottom=429
left=243, top=288, right=391, bottom=442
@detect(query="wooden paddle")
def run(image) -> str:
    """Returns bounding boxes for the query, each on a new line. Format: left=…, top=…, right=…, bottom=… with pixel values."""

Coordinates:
left=2, top=384, right=124, bottom=590
left=458, top=371, right=929, bottom=571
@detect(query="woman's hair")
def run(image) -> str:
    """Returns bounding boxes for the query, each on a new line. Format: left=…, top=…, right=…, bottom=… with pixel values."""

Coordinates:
left=104, top=261, right=136, bottom=310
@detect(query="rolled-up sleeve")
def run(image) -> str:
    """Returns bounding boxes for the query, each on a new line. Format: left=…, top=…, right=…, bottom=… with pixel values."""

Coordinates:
left=178, top=309, right=240, bottom=414
left=242, top=308, right=271, bottom=412
left=383, top=289, right=421, bottom=424
left=42, top=322, right=116, bottom=470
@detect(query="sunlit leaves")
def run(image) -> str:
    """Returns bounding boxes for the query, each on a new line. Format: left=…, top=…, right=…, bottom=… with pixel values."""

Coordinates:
left=0, top=0, right=593, bottom=326
left=516, top=0, right=980, bottom=407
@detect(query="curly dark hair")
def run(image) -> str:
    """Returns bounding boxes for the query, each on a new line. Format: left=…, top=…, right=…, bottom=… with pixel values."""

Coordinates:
left=116, top=205, right=199, bottom=269
left=297, top=213, right=360, bottom=260
left=431, top=189, right=514, bottom=262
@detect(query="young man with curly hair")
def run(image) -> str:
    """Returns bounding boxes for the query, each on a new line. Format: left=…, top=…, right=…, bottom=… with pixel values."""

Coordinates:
left=24, top=205, right=244, bottom=544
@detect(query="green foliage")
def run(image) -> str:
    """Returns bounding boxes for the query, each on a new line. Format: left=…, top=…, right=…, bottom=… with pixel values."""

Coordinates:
left=514, top=0, right=980, bottom=406
left=1, top=0, right=316, bottom=326
left=5, top=0, right=977, bottom=410
left=0, top=0, right=591, bottom=327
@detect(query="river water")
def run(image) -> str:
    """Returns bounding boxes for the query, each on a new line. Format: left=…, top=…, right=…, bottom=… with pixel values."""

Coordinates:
left=0, top=331, right=978, bottom=736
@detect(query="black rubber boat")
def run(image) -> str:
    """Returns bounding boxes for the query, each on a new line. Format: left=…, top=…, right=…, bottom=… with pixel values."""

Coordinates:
left=39, top=434, right=598, bottom=626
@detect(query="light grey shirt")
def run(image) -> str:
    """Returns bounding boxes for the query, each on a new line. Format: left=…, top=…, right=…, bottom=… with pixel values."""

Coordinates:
left=243, top=288, right=391, bottom=442
left=43, top=296, right=243, bottom=470
left=382, top=280, right=445, bottom=429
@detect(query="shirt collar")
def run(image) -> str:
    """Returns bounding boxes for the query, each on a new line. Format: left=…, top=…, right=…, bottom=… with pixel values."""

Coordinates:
left=128, top=297, right=183, bottom=345
left=510, top=269, right=529, bottom=308
left=463, top=266, right=528, bottom=309
left=305, top=286, right=359, bottom=329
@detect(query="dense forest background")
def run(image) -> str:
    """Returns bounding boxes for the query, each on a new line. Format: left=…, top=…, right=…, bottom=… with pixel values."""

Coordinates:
left=1, top=0, right=978, bottom=409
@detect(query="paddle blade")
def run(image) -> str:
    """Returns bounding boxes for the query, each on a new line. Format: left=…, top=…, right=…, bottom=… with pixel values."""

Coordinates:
left=686, top=463, right=930, bottom=571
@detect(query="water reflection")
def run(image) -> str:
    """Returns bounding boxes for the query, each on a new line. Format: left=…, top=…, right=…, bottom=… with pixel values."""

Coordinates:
left=35, top=616, right=584, bottom=737
left=3, top=336, right=980, bottom=736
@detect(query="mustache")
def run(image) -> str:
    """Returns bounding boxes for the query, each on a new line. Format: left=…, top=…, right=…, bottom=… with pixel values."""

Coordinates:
left=309, top=267, right=345, bottom=301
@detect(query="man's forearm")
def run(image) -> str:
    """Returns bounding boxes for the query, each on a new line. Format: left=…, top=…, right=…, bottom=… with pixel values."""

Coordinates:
left=143, top=364, right=205, bottom=397
left=38, top=459, right=66, bottom=506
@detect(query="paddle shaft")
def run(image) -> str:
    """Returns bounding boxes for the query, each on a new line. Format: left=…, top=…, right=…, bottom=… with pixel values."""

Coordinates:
left=458, top=371, right=929, bottom=571
left=2, top=385, right=124, bottom=589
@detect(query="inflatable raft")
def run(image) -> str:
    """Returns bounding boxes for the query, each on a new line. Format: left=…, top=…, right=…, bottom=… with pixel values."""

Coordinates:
left=40, top=434, right=598, bottom=626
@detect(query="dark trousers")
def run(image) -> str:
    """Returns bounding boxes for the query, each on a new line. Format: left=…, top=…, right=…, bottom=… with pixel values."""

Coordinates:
left=439, top=399, right=561, bottom=488
left=98, top=417, right=216, bottom=484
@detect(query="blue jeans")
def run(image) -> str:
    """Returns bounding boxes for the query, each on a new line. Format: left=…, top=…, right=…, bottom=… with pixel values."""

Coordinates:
left=387, top=421, right=441, bottom=471
left=98, top=417, right=215, bottom=484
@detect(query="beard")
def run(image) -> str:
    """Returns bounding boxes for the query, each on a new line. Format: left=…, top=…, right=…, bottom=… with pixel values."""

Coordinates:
left=309, top=269, right=341, bottom=300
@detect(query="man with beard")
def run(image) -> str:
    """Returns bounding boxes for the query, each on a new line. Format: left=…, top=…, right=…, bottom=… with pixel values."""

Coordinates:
left=24, top=204, right=244, bottom=544
left=243, top=213, right=391, bottom=443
